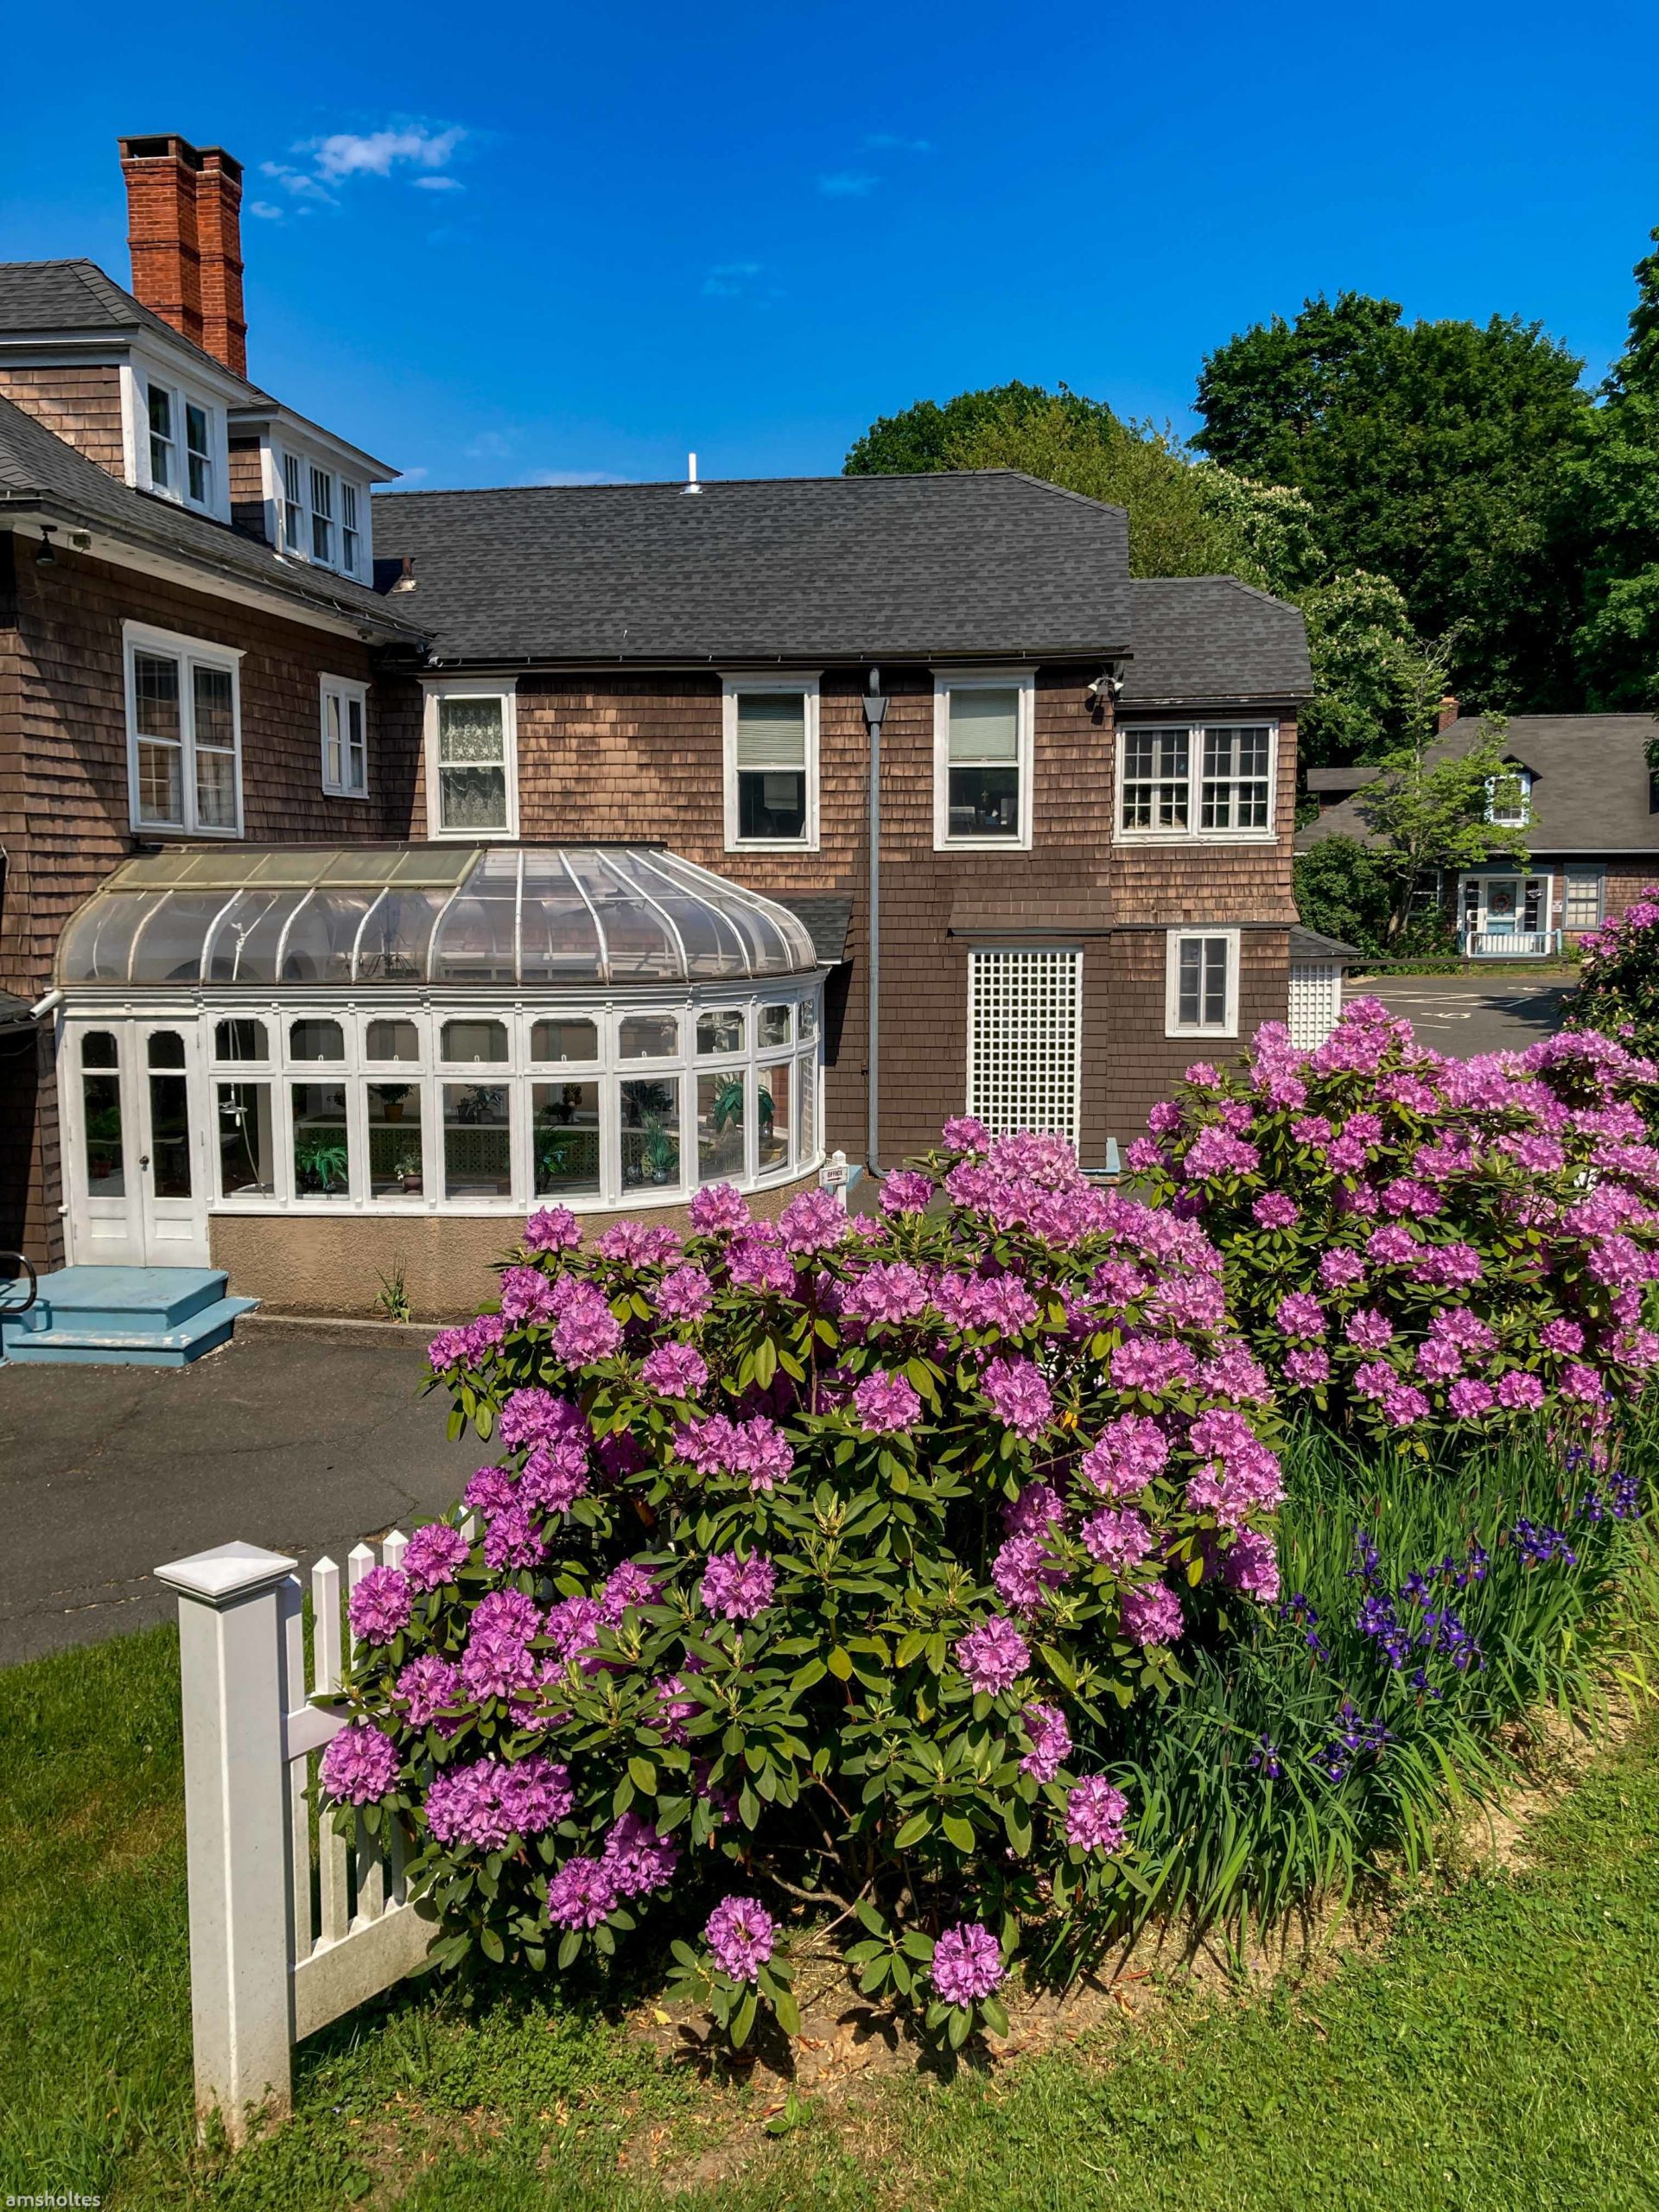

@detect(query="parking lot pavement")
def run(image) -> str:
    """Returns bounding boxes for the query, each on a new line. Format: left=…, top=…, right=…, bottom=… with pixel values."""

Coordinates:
left=0, top=1317, right=477, bottom=1665
left=1353, top=969, right=1576, bottom=1058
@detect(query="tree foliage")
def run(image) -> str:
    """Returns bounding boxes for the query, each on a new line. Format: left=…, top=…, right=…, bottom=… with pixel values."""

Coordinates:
left=1193, top=293, right=1591, bottom=712
left=1573, top=229, right=1659, bottom=710
left=1291, top=837, right=1400, bottom=957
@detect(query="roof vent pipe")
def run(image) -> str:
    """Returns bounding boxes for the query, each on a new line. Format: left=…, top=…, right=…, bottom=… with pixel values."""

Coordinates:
left=682, top=452, right=702, bottom=496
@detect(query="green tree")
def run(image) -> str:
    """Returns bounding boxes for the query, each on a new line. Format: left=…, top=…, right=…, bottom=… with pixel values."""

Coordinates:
left=1292, top=836, right=1398, bottom=956
left=843, top=380, right=1113, bottom=477
left=1573, top=228, right=1659, bottom=709
left=1194, top=294, right=1591, bottom=711
left=1351, top=704, right=1524, bottom=948
left=1296, top=570, right=1433, bottom=769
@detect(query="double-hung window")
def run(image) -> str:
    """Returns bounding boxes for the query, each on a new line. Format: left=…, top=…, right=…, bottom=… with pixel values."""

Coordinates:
left=185, top=403, right=213, bottom=506
left=1119, top=723, right=1277, bottom=841
left=282, top=454, right=305, bottom=549
left=934, top=671, right=1034, bottom=849
left=1564, top=867, right=1605, bottom=931
left=340, top=483, right=360, bottom=575
left=321, top=676, right=369, bottom=798
left=309, top=467, right=334, bottom=564
left=425, top=682, right=518, bottom=837
left=722, top=677, right=818, bottom=848
left=124, top=621, right=243, bottom=836
left=148, top=386, right=175, bottom=490
left=1485, top=769, right=1531, bottom=827
left=1166, top=928, right=1239, bottom=1038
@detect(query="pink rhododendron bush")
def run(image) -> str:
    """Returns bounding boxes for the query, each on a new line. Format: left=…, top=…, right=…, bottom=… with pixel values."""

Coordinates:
left=320, top=1130, right=1287, bottom=2047
left=1563, top=886, right=1659, bottom=1067
left=1129, top=998, right=1659, bottom=1444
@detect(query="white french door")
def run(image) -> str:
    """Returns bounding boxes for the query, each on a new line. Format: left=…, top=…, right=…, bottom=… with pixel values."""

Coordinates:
left=67, top=1020, right=211, bottom=1268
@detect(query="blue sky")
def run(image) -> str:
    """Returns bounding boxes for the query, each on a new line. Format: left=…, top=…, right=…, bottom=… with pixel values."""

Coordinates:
left=4, top=0, right=1658, bottom=491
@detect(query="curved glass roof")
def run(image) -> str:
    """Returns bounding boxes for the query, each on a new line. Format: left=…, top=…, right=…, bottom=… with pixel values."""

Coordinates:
left=59, top=844, right=820, bottom=989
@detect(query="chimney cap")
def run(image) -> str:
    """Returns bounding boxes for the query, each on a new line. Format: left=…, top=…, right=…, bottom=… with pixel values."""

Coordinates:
left=118, top=132, right=203, bottom=166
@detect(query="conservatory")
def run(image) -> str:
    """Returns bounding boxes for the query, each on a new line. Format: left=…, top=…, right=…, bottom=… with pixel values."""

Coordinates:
left=54, top=844, right=827, bottom=1284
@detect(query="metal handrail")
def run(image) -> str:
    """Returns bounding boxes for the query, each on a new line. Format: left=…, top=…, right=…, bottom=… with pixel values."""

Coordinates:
left=0, top=1253, right=39, bottom=1314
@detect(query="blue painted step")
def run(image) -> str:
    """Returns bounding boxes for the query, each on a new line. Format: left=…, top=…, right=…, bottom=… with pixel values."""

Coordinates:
left=0, top=1267, right=259, bottom=1368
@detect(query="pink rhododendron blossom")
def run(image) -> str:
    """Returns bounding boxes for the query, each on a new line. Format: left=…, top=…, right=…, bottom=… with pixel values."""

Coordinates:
left=1121, top=1581, right=1184, bottom=1646
left=321, top=1721, right=399, bottom=1805
left=348, top=1565, right=413, bottom=1646
left=1020, top=1700, right=1071, bottom=1782
left=1253, top=1192, right=1299, bottom=1230
left=699, top=1551, right=778, bottom=1621
left=1275, top=1292, right=1326, bottom=1338
left=1081, top=1504, right=1155, bottom=1572
left=982, top=1357, right=1053, bottom=1437
left=853, top=1370, right=924, bottom=1433
left=955, top=1616, right=1031, bottom=1694
left=401, top=1521, right=471, bottom=1592
left=687, top=1183, right=752, bottom=1236
left=931, top=1922, right=1004, bottom=2004
left=1065, top=1776, right=1129, bottom=1852
left=705, top=1895, right=775, bottom=1980
left=640, top=1341, right=710, bottom=1396
left=880, top=1170, right=935, bottom=1214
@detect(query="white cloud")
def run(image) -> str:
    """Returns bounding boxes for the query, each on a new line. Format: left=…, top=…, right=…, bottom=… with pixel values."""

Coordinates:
left=817, top=171, right=876, bottom=197
left=248, top=200, right=286, bottom=221
left=413, top=175, right=464, bottom=192
left=866, top=132, right=931, bottom=152
left=527, top=469, right=631, bottom=486
left=702, top=261, right=762, bottom=298
left=260, top=160, right=334, bottom=206
left=465, top=430, right=516, bottom=461
left=307, top=125, right=464, bottom=181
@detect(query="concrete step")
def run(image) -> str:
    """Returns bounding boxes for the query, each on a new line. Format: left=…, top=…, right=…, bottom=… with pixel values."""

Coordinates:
left=3, top=1265, right=232, bottom=1338
left=0, top=1294, right=260, bottom=1368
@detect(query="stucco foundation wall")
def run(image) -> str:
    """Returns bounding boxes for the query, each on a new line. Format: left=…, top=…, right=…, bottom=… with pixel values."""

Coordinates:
left=210, top=1169, right=822, bottom=1319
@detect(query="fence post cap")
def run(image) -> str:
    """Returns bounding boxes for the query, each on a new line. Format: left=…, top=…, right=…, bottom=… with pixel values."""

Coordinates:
left=155, top=1540, right=299, bottom=1605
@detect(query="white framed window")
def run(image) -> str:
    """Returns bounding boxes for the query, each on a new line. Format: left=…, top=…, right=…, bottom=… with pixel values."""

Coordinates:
left=966, top=946, right=1082, bottom=1144
left=721, top=675, right=820, bottom=849
left=185, top=402, right=213, bottom=507
left=1166, top=928, right=1240, bottom=1038
left=276, top=451, right=365, bottom=576
left=282, top=454, right=304, bottom=549
left=321, top=676, right=369, bottom=798
left=148, top=385, right=175, bottom=491
left=1564, top=868, right=1605, bottom=931
left=1119, top=723, right=1278, bottom=842
left=423, top=680, right=519, bottom=839
left=935, top=671, right=1035, bottom=850
left=1484, top=768, right=1531, bottom=827
left=123, top=620, right=244, bottom=838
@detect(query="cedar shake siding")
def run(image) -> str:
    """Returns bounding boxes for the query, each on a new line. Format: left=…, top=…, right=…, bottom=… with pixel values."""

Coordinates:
left=228, top=435, right=267, bottom=541
left=389, top=662, right=1300, bottom=1166
left=0, top=364, right=124, bottom=476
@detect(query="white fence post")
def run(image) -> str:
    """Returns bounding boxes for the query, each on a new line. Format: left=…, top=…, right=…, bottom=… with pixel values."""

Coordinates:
left=154, top=1539, right=299, bottom=2144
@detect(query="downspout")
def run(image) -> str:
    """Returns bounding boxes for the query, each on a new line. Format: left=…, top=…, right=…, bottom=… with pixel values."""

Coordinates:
left=862, top=669, right=887, bottom=1175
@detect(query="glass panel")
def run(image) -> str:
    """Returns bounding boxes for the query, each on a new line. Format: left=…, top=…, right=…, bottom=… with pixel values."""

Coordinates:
left=279, top=891, right=375, bottom=985
left=289, top=1018, right=344, bottom=1063
left=429, top=888, right=518, bottom=983
left=291, top=1082, right=351, bottom=1197
left=620, top=1076, right=679, bottom=1193
left=533, top=1082, right=601, bottom=1198
left=757, top=1060, right=791, bottom=1175
left=128, top=893, right=227, bottom=985
left=439, top=764, right=507, bottom=832
left=1204, top=941, right=1228, bottom=1027
left=565, top=851, right=680, bottom=977
left=1178, top=940, right=1203, bottom=1027
left=949, top=765, right=1020, bottom=838
left=149, top=1065, right=192, bottom=1198
left=82, top=1029, right=118, bottom=1071
left=148, top=1030, right=187, bottom=1070
left=436, top=696, right=504, bottom=762
left=636, top=852, right=770, bottom=977
left=949, top=687, right=1019, bottom=761
left=60, top=894, right=150, bottom=985
left=204, top=890, right=293, bottom=985
left=214, top=1018, right=268, bottom=1063
left=696, top=1009, right=745, bottom=1056
left=82, top=1071, right=124, bottom=1193
left=797, top=996, right=817, bottom=1041
left=739, top=770, right=806, bottom=842
left=369, top=1084, right=426, bottom=1198
left=354, top=890, right=451, bottom=984
left=365, top=1018, right=420, bottom=1064
left=193, top=666, right=237, bottom=830
left=217, top=1082, right=274, bottom=1196
left=620, top=1014, right=677, bottom=1059
left=697, top=1071, right=747, bottom=1183
left=134, top=651, right=182, bottom=825
left=798, top=1051, right=817, bottom=1162
left=519, top=854, right=607, bottom=982
left=734, top=692, right=807, bottom=768
left=443, top=1082, right=512, bottom=1197
left=531, top=1017, right=600, bottom=1064
left=441, top=1019, right=508, bottom=1065
left=760, top=1005, right=791, bottom=1048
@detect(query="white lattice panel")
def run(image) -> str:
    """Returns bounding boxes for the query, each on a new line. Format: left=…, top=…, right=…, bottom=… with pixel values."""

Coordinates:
left=1288, top=962, right=1343, bottom=1051
left=966, top=950, right=1083, bottom=1145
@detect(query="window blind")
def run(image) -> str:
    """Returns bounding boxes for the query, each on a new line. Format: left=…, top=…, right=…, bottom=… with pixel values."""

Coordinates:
left=949, top=688, right=1019, bottom=760
left=735, top=694, right=806, bottom=770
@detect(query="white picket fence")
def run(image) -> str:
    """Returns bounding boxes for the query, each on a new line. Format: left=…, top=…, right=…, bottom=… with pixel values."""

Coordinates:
left=155, top=1531, right=439, bottom=2143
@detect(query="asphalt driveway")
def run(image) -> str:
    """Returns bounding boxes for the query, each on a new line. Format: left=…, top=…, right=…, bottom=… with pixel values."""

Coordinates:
left=1352, top=969, right=1576, bottom=1058
left=0, top=1317, right=476, bottom=1665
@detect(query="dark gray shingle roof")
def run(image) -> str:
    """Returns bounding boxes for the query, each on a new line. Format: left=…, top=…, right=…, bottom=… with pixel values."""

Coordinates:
left=371, top=472, right=1134, bottom=664
left=1298, top=715, right=1659, bottom=856
left=1289, top=925, right=1361, bottom=963
left=0, top=259, right=270, bottom=402
left=0, top=395, right=423, bottom=641
left=1122, top=577, right=1312, bottom=707
left=773, top=894, right=853, bottom=963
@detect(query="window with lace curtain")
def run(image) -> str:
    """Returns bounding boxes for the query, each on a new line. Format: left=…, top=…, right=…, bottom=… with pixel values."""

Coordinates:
left=424, top=682, right=518, bottom=837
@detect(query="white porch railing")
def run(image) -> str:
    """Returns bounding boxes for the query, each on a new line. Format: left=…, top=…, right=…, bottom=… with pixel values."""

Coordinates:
left=155, top=1534, right=437, bottom=2143
left=1460, top=929, right=1560, bottom=958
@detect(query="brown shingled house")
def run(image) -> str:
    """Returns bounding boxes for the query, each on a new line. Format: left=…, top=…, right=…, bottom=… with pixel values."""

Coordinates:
left=1, top=132, right=1312, bottom=1319
left=1299, top=714, right=1659, bottom=958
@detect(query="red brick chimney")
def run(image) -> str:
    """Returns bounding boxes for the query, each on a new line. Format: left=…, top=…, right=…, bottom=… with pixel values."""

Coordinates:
left=118, top=135, right=204, bottom=350
left=194, top=146, right=247, bottom=378
left=1437, top=693, right=1460, bottom=732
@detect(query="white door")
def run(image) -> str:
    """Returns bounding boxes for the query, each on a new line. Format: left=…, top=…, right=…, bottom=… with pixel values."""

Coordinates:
left=67, top=1020, right=211, bottom=1268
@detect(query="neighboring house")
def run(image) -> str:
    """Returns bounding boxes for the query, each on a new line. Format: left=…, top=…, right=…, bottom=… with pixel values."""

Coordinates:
left=1300, top=712, right=1659, bottom=958
left=0, top=132, right=1312, bottom=1314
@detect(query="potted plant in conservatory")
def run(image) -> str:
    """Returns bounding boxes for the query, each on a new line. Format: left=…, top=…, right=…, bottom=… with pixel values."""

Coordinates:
left=374, top=1083, right=413, bottom=1123
left=394, top=1149, right=424, bottom=1197
left=295, top=1130, right=350, bottom=1196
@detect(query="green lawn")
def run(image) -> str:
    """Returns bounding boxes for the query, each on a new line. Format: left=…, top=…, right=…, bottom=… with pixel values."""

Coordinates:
left=4, top=1627, right=1659, bottom=2210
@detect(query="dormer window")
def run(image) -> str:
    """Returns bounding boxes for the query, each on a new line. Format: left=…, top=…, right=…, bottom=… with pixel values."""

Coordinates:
left=1485, top=769, right=1531, bottom=827
left=148, top=387, right=175, bottom=489
left=134, top=363, right=225, bottom=517
left=185, top=404, right=213, bottom=506
left=276, top=448, right=366, bottom=577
